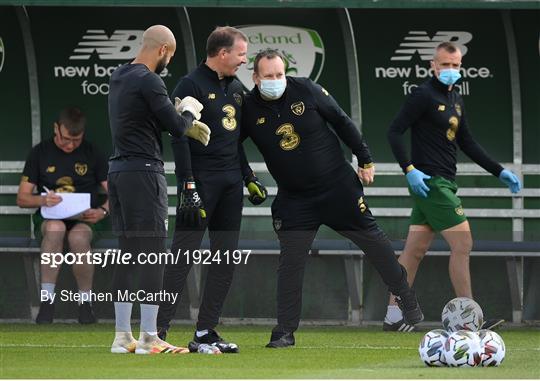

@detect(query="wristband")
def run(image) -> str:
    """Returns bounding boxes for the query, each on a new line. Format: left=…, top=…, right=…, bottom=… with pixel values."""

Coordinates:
left=405, top=164, right=415, bottom=173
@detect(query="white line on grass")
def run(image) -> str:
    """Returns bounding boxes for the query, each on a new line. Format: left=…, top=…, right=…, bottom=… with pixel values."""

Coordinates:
left=0, top=343, right=109, bottom=348
left=3, top=343, right=411, bottom=350
left=296, top=344, right=414, bottom=350
left=298, top=345, right=540, bottom=351
left=2, top=343, right=539, bottom=351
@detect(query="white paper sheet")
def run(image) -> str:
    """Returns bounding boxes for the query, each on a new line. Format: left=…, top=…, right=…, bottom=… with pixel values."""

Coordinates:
left=40, top=193, right=91, bottom=220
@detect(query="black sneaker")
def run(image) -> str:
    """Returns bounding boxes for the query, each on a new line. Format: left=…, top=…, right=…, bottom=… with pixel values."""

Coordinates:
left=78, top=302, right=97, bottom=324
left=266, top=332, right=295, bottom=348
left=481, top=318, right=505, bottom=331
left=157, top=327, right=168, bottom=341
left=382, top=319, right=417, bottom=332
left=394, top=289, right=424, bottom=325
left=36, top=301, right=55, bottom=324
left=189, top=328, right=239, bottom=353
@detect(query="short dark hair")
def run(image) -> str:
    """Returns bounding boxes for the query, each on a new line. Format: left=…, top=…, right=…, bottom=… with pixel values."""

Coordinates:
left=57, top=107, right=86, bottom=136
left=436, top=41, right=460, bottom=54
left=253, top=48, right=285, bottom=74
left=206, top=26, right=247, bottom=57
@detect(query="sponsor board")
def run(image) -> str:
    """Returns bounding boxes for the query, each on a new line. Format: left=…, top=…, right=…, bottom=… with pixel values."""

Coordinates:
left=53, top=29, right=171, bottom=96
left=375, top=31, right=493, bottom=96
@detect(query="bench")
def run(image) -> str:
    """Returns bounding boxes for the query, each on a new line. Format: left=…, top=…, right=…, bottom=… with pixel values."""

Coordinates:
left=1, top=161, right=539, bottom=323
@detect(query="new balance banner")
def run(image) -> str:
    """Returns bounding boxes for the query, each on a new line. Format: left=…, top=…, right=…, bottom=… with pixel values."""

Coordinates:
left=351, top=9, right=514, bottom=163
left=28, top=7, right=188, bottom=159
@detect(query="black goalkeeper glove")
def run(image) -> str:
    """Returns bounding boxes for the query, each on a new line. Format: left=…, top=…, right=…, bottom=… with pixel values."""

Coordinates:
left=244, top=173, right=267, bottom=205
left=178, top=177, right=206, bottom=227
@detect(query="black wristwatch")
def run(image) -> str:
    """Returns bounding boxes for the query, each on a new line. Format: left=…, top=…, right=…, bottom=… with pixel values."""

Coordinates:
left=98, top=206, right=109, bottom=216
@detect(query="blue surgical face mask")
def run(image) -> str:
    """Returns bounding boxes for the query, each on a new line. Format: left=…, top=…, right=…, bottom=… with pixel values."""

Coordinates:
left=438, top=68, right=461, bottom=86
left=259, top=78, right=287, bottom=100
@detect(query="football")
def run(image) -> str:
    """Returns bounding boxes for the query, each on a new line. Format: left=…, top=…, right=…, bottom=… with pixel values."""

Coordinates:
left=443, top=330, right=483, bottom=367
left=418, top=329, right=449, bottom=367
left=478, top=329, right=506, bottom=366
left=442, top=297, right=484, bottom=332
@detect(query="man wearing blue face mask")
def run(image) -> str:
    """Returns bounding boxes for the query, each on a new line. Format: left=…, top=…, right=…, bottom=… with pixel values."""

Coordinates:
left=241, top=49, right=424, bottom=348
left=385, top=41, right=522, bottom=332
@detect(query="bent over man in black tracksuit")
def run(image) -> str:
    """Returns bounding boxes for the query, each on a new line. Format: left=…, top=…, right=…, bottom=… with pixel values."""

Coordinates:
left=157, top=27, right=266, bottom=353
left=241, top=49, right=424, bottom=348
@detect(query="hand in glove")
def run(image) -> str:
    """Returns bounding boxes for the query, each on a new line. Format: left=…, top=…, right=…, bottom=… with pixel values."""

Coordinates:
left=499, top=169, right=522, bottom=194
left=175, top=96, right=203, bottom=120
left=244, top=173, right=267, bottom=205
left=178, top=177, right=206, bottom=227
left=186, top=120, right=211, bottom=146
left=406, top=167, right=431, bottom=198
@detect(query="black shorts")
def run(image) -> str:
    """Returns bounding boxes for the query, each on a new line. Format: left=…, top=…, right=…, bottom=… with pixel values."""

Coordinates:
left=271, top=166, right=379, bottom=233
left=108, top=171, right=168, bottom=238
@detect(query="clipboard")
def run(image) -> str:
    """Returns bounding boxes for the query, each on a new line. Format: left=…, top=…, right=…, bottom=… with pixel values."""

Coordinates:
left=40, top=193, right=91, bottom=220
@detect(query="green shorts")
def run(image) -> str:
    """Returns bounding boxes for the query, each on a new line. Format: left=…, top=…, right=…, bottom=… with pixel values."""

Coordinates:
left=32, top=212, right=104, bottom=243
left=409, top=176, right=467, bottom=232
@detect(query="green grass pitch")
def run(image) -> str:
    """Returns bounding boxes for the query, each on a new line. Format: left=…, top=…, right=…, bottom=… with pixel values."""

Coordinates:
left=1, top=324, right=538, bottom=378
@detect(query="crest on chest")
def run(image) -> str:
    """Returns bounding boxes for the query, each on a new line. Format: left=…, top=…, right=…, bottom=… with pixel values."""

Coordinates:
left=233, top=93, right=242, bottom=106
left=74, top=162, right=87, bottom=176
left=290, top=101, right=305, bottom=116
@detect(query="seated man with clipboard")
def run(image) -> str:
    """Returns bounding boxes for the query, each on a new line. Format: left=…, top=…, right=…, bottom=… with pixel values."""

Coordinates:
left=16, top=107, right=109, bottom=325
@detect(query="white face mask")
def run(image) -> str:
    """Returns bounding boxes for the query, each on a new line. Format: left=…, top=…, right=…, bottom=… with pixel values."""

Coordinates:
left=259, top=78, right=287, bottom=100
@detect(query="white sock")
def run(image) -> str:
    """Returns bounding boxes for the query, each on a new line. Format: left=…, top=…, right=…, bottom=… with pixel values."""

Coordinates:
left=139, top=304, right=158, bottom=337
left=41, top=283, right=55, bottom=302
left=196, top=329, right=209, bottom=338
left=115, top=331, right=134, bottom=342
left=384, top=305, right=403, bottom=324
left=78, top=290, right=92, bottom=305
left=114, top=302, right=133, bottom=333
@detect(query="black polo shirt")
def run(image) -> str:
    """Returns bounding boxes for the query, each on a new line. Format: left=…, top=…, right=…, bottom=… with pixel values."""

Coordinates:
left=388, top=76, right=503, bottom=180
left=108, top=63, right=192, bottom=171
left=170, top=62, right=244, bottom=181
left=22, top=138, right=108, bottom=208
left=242, top=77, right=372, bottom=193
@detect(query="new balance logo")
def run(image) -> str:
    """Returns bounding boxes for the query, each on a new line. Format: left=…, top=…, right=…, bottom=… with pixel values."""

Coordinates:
left=391, top=31, right=473, bottom=61
left=69, top=30, right=143, bottom=60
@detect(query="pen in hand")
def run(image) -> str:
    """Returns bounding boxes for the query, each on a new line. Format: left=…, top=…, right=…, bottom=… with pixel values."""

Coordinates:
left=42, top=186, right=62, bottom=207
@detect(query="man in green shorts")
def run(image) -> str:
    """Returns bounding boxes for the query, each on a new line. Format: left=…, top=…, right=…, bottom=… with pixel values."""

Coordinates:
left=410, top=176, right=466, bottom=232
left=17, top=107, right=109, bottom=324
left=384, top=41, right=522, bottom=332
